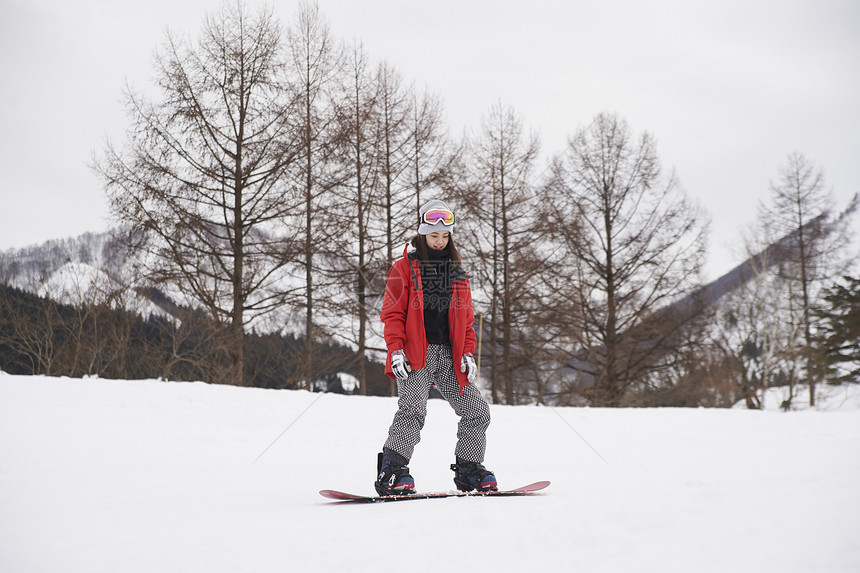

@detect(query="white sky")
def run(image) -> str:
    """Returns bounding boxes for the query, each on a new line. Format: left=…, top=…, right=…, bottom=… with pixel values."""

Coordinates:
left=1, top=0, right=858, bottom=279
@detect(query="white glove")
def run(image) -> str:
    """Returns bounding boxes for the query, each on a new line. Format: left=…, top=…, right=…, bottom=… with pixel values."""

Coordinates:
left=461, top=352, right=477, bottom=382
left=390, top=349, right=411, bottom=381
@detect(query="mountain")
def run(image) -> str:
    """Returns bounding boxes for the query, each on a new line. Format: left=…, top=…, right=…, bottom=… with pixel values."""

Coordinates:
left=0, top=232, right=388, bottom=392
left=0, top=230, right=386, bottom=348
left=0, top=231, right=160, bottom=314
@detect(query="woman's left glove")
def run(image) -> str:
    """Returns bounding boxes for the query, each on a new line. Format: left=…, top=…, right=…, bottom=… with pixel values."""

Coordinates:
left=460, top=352, right=477, bottom=382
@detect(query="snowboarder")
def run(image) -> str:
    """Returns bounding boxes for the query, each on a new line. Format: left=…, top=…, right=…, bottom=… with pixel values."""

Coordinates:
left=375, top=199, right=497, bottom=496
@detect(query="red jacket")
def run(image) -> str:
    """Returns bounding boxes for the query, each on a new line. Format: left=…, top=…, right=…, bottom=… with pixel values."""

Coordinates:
left=381, top=244, right=477, bottom=393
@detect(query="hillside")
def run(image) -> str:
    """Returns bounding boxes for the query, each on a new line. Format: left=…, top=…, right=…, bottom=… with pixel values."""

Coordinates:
left=1, top=372, right=858, bottom=572
left=0, top=230, right=386, bottom=346
left=0, top=232, right=392, bottom=393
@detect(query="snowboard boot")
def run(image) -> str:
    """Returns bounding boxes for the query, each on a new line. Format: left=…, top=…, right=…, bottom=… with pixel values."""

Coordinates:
left=451, top=458, right=498, bottom=492
left=374, top=451, right=416, bottom=496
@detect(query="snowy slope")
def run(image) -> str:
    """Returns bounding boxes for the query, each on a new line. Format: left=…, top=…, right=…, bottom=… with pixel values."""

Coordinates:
left=1, top=373, right=859, bottom=572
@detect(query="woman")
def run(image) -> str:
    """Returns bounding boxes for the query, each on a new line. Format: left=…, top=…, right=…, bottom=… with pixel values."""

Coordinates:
left=375, top=199, right=497, bottom=496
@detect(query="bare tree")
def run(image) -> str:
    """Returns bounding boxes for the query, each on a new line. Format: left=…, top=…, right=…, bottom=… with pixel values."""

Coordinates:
left=456, top=102, right=543, bottom=404
left=755, top=152, right=857, bottom=406
left=285, top=0, right=343, bottom=389
left=327, top=40, right=384, bottom=395
left=544, top=113, right=708, bottom=406
left=710, top=255, right=805, bottom=409
left=407, top=89, right=453, bottom=223
left=0, top=286, right=59, bottom=375
left=97, top=2, right=302, bottom=386
left=375, top=61, right=415, bottom=269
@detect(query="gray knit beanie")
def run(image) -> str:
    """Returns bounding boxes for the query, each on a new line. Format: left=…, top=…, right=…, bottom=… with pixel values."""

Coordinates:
left=418, top=199, right=455, bottom=235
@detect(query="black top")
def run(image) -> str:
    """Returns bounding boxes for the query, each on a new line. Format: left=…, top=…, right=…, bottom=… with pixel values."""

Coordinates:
left=420, top=247, right=453, bottom=345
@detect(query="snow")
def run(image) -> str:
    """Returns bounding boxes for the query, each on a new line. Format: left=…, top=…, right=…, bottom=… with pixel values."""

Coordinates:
left=734, top=383, right=860, bottom=412
left=36, top=261, right=113, bottom=304
left=337, top=372, right=359, bottom=393
left=1, top=372, right=859, bottom=572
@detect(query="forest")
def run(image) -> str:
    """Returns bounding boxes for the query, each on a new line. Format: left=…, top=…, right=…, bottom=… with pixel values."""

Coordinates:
left=2, top=1, right=858, bottom=408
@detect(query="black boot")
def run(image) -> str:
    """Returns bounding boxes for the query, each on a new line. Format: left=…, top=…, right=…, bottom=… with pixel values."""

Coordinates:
left=374, top=451, right=416, bottom=496
left=451, top=458, right=498, bottom=492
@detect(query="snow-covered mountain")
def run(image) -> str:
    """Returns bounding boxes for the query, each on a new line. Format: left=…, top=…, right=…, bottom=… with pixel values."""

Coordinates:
left=1, top=232, right=112, bottom=289
left=1, top=372, right=858, bottom=572
left=0, top=231, right=164, bottom=316
left=0, top=230, right=386, bottom=352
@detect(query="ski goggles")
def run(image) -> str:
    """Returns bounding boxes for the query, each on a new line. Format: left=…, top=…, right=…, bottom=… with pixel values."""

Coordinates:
left=422, top=208, right=455, bottom=226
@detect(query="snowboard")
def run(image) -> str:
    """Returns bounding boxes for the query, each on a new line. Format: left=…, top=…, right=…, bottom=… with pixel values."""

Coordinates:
left=319, top=480, right=549, bottom=503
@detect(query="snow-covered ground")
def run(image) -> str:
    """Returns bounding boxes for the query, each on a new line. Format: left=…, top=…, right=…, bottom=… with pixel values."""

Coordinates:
left=1, top=372, right=859, bottom=572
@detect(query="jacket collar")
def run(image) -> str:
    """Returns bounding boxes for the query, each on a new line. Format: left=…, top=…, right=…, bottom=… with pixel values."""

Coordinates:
left=403, top=243, right=471, bottom=281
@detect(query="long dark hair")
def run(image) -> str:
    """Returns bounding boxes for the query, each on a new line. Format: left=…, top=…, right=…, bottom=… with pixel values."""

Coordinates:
left=411, top=233, right=462, bottom=267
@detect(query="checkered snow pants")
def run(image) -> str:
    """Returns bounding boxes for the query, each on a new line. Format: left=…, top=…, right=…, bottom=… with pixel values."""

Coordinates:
left=383, top=344, right=491, bottom=463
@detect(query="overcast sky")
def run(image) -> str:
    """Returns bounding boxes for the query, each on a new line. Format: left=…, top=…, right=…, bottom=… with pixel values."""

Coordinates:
left=1, top=0, right=858, bottom=279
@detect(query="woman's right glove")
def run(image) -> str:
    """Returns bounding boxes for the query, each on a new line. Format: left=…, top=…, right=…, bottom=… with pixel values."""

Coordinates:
left=390, top=349, right=411, bottom=381
left=461, top=352, right=477, bottom=382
